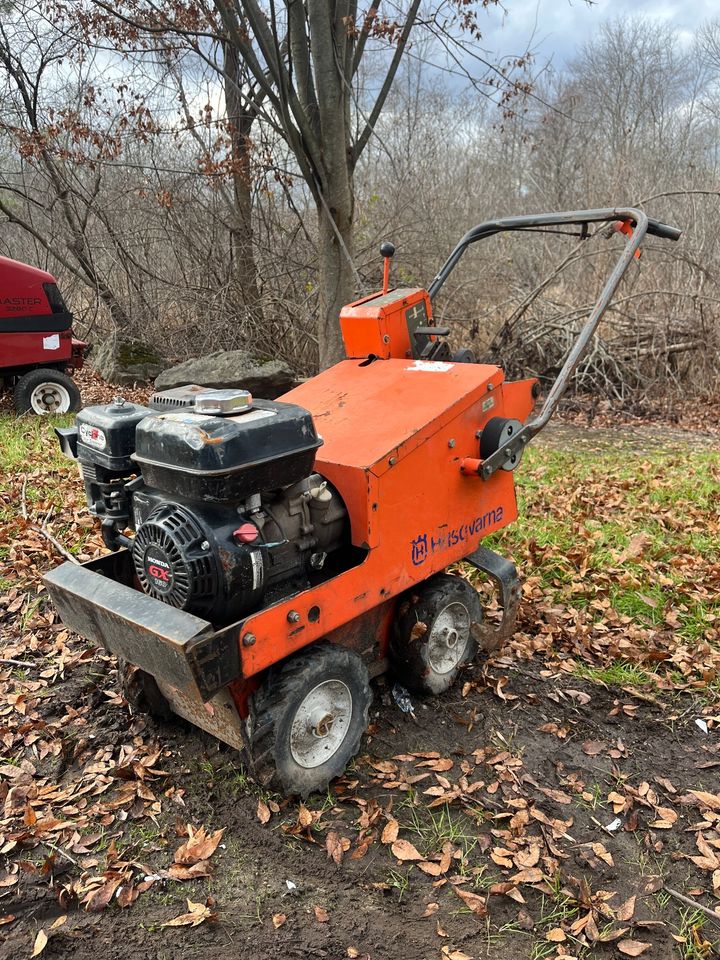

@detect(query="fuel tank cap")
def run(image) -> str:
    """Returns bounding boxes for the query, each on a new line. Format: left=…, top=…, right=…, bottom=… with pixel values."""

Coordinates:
left=194, top=388, right=253, bottom=416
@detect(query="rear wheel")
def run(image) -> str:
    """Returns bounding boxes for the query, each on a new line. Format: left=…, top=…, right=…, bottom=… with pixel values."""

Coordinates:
left=391, top=573, right=482, bottom=695
left=251, top=644, right=372, bottom=797
left=14, top=368, right=81, bottom=415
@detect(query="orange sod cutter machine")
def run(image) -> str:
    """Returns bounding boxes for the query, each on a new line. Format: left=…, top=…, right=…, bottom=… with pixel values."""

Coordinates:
left=45, top=207, right=680, bottom=795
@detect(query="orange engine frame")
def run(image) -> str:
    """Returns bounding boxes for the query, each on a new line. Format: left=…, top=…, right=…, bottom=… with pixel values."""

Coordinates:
left=222, top=284, right=537, bottom=718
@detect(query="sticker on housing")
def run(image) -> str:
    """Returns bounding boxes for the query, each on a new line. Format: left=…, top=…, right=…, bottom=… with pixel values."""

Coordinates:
left=79, top=423, right=107, bottom=450
left=43, top=334, right=60, bottom=351
left=405, top=360, right=453, bottom=372
left=250, top=550, right=264, bottom=591
left=482, top=396, right=495, bottom=412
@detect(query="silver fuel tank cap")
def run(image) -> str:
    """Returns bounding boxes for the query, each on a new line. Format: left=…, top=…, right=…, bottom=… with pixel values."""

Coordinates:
left=194, top=388, right=253, bottom=416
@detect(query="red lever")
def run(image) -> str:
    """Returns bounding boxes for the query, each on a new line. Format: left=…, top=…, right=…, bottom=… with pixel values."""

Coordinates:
left=613, top=220, right=641, bottom=259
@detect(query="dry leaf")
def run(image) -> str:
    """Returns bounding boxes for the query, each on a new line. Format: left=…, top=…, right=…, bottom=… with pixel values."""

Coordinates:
left=591, top=842, right=614, bottom=866
left=174, top=826, right=224, bottom=866
left=272, top=913, right=287, bottom=929
left=618, top=533, right=652, bottom=563
left=546, top=927, right=566, bottom=942
left=117, top=884, right=140, bottom=908
left=162, top=898, right=216, bottom=928
left=31, top=930, right=48, bottom=957
left=510, top=867, right=544, bottom=885
left=422, top=902, right=439, bottom=917
left=690, top=791, right=720, bottom=811
left=381, top=819, right=400, bottom=844
left=297, top=804, right=314, bottom=827
left=168, top=860, right=212, bottom=881
left=616, top=895, right=636, bottom=921
left=454, top=887, right=487, bottom=916
left=650, top=806, right=677, bottom=829
left=391, top=838, right=423, bottom=861
left=410, top=621, right=428, bottom=641
left=489, top=882, right=525, bottom=903
left=325, top=831, right=350, bottom=866
left=85, top=876, right=123, bottom=912
left=441, top=948, right=473, bottom=960
left=257, top=800, right=271, bottom=824
left=618, top=940, right=652, bottom=956
left=514, top=844, right=540, bottom=868
left=314, top=905, right=329, bottom=923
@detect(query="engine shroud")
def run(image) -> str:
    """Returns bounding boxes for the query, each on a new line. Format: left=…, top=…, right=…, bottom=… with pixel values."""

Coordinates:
left=132, top=398, right=323, bottom=503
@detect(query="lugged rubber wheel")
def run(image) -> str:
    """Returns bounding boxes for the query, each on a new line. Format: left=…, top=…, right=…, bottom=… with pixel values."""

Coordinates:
left=390, top=573, right=482, bottom=695
left=118, top=658, right=173, bottom=721
left=250, top=644, right=372, bottom=798
left=14, top=368, right=81, bottom=415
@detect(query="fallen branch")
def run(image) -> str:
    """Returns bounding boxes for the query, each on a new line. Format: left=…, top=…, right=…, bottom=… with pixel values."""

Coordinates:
left=20, top=474, right=28, bottom=520
left=32, top=525, right=80, bottom=565
left=0, top=657, right=36, bottom=669
left=664, top=886, right=720, bottom=928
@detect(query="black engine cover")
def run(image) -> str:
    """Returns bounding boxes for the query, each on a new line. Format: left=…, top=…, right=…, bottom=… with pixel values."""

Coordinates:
left=132, top=399, right=322, bottom=503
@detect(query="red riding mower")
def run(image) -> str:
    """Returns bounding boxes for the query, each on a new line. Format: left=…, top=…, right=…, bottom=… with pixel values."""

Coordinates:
left=0, top=256, right=86, bottom=414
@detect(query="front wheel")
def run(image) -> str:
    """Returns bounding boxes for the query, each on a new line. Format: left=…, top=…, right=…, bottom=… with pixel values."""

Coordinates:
left=251, top=644, right=372, bottom=797
left=390, top=573, right=482, bottom=695
left=14, top=368, right=81, bottom=415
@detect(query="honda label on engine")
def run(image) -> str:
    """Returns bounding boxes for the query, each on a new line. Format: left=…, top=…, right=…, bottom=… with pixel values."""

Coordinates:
left=144, top=549, right=173, bottom=593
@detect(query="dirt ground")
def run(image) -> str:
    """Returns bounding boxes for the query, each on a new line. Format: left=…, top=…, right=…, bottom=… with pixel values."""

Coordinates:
left=1, top=653, right=719, bottom=960
left=1, top=382, right=718, bottom=960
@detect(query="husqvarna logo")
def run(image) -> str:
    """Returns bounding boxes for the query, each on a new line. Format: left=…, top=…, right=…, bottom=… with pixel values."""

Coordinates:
left=411, top=506, right=504, bottom=565
left=410, top=534, right=429, bottom=566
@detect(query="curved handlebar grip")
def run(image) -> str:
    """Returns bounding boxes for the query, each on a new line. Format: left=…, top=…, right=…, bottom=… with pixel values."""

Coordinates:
left=645, top=218, right=682, bottom=241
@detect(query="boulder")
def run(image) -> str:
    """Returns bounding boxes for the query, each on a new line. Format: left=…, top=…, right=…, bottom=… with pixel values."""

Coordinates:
left=154, top=351, right=296, bottom=399
left=92, top=334, right=166, bottom=385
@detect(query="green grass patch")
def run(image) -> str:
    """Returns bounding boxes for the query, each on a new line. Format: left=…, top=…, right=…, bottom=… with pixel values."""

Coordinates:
left=574, top=660, right=655, bottom=688
left=481, top=441, right=720, bottom=684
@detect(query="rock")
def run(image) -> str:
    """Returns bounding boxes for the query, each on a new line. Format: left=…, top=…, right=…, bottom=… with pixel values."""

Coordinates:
left=154, top=351, right=296, bottom=399
left=92, top=333, right=166, bottom=385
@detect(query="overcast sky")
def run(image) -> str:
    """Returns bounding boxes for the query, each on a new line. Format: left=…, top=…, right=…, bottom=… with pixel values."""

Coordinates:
left=479, top=0, right=716, bottom=66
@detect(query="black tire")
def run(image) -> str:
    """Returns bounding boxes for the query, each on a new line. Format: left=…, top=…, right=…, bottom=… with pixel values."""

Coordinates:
left=390, top=573, right=482, bottom=695
left=118, top=659, right=173, bottom=721
left=251, top=644, right=372, bottom=798
left=14, top=368, right=81, bottom=415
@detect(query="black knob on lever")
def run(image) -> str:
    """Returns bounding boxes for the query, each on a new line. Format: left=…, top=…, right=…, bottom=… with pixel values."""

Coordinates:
left=380, top=241, right=395, bottom=293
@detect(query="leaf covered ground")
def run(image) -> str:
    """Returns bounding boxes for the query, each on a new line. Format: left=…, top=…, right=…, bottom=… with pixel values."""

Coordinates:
left=0, top=403, right=719, bottom=960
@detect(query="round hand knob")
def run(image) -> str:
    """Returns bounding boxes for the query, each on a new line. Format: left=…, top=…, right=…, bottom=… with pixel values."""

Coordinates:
left=380, top=241, right=395, bottom=258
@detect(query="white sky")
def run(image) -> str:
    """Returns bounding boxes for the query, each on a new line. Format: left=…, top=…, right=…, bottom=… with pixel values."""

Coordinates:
left=479, top=0, right=716, bottom=64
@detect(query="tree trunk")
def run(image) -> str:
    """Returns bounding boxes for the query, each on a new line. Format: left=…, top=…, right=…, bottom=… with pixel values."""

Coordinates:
left=223, top=43, right=263, bottom=313
left=316, top=198, right=355, bottom=369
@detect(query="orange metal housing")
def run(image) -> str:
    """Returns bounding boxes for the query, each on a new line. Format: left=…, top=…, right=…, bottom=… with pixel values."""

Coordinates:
left=220, top=283, right=538, bottom=716
left=340, top=288, right=434, bottom=360
left=233, top=350, right=536, bottom=687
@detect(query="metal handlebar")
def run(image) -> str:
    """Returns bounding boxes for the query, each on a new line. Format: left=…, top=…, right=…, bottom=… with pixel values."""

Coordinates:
left=427, top=206, right=682, bottom=479
left=646, top=218, right=682, bottom=241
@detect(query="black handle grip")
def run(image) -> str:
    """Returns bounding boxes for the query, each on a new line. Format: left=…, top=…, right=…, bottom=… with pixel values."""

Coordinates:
left=645, top=218, right=682, bottom=241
